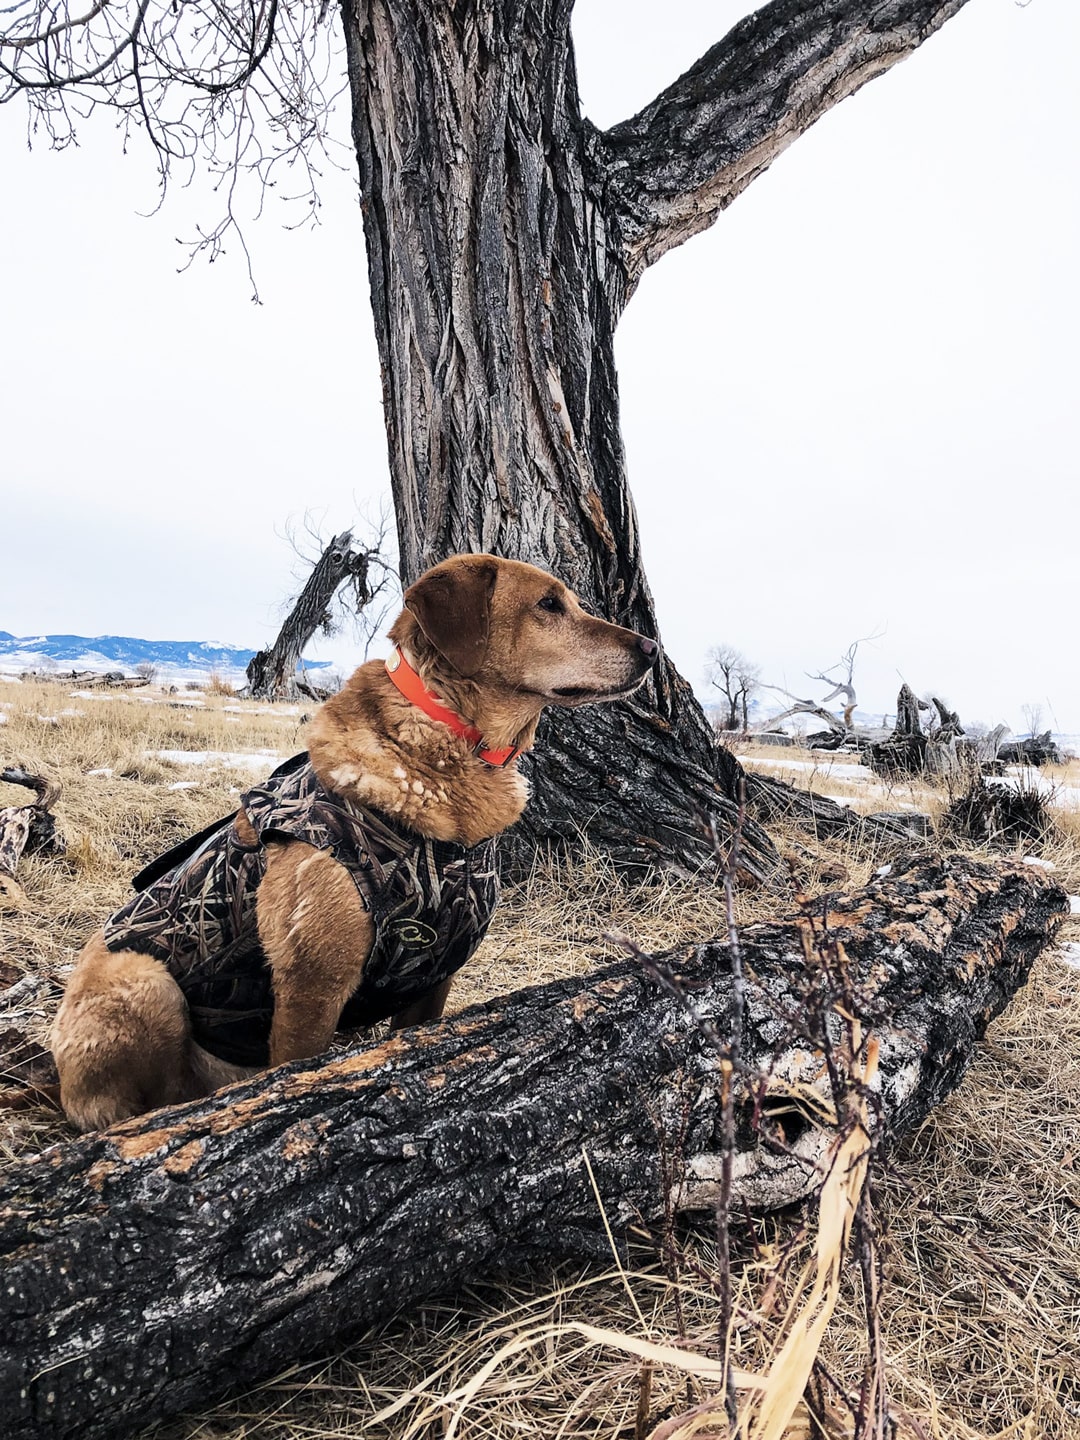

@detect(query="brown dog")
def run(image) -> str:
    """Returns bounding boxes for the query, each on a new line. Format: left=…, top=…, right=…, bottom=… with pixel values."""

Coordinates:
left=51, top=554, right=658, bottom=1130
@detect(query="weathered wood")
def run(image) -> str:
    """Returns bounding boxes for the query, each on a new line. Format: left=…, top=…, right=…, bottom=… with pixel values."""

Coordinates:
left=0, top=769, right=64, bottom=909
left=745, top=771, right=932, bottom=847
left=998, top=731, right=1062, bottom=767
left=0, top=856, right=1062, bottom=1440
left=600, top=0, right=972, bottom=285
left=19, top=670, right=148, bottom=689
left=0, top=972, right=62, bottom=1102
left=245, top=531, right=376, bottom=702
left=869, top=684, right=978, bottom=779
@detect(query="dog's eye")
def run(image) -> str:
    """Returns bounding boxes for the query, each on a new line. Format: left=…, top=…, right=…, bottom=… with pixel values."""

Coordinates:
left=537, top=595, right=565, bottom=615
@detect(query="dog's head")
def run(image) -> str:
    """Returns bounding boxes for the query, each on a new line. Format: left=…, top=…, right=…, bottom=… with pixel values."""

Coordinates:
left=390, top=554, right=658, bottom=708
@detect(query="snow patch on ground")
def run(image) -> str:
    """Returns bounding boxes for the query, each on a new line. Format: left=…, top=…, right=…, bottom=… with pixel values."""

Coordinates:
left=150, top=749, right=282, bottom=771
left=222, top=704, right=302, bottom=717
left=736, top=752, right=922, bottom=811
left=740, top=752, right=1080, bottom=812
left=1058, top=942, right=1080, bottom=971
left=738, top=754, right=876, bottom=782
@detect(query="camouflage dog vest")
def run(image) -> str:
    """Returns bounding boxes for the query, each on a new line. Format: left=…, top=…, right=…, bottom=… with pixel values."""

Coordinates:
left=103, top=754, right=499, bottom=1066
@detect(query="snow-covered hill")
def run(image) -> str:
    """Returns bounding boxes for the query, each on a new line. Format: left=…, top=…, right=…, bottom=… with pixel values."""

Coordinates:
left=0, top=632, right=331, bottom=685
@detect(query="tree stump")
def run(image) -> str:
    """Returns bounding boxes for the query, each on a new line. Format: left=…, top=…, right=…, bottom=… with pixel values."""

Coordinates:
left=0, top=856, right=1064, bottom=1440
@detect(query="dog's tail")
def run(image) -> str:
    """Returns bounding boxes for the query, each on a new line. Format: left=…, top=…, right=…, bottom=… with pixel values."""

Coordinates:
left=0, top=1080, right=63, bottom=1113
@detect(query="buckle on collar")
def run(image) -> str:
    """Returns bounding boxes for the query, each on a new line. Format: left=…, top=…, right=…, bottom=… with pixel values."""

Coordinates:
left=472, top=739, right=520, bottom=769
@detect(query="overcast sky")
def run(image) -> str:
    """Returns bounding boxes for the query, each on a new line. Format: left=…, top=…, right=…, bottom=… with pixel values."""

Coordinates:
left=2, top=0, right=1077, bottom=732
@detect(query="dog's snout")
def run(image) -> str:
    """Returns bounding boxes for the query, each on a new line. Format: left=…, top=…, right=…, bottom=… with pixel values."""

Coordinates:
left=637, top=636, right=659, bottom=662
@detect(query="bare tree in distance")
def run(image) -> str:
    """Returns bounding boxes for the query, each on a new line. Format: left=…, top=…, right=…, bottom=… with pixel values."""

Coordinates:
left=706, top=644, right=760, bottom=733
left=2, top=0, right=984, bottom=876
left=245, top=518, right=393, bottom=701
left=1021, top=702, right=1046, bottom=739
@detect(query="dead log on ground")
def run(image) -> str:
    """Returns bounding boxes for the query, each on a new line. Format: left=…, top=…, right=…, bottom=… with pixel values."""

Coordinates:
left=998, top=731, right=1062, bottom=767
left=20, top=670, right=150, bottom=689
left=0, top=856, right=1064, bottom=1440
left=746, top=771, right=932, bottom=847
left=0, top=770, right=64, bottom=909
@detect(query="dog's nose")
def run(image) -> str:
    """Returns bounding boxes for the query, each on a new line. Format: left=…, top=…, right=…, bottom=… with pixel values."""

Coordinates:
left=637, top=636, right=659, bottom=661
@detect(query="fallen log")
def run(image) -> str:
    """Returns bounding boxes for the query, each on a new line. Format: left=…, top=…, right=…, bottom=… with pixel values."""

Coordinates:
left=746, top=771, right=932, bottom=846
left=19, top=670, right=150, bottom=689
left=998, top=731, right=1063, bottom=767
left=0, top=769, right=65, bottom=909
left=0, top=856, right=1065, bottom=1440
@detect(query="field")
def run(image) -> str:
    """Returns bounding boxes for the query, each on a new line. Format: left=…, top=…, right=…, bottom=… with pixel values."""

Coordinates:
left=2, top=675, right=1080, bottom=1439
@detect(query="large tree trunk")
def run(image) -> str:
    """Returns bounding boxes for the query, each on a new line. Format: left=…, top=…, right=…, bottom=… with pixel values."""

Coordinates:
left=339, top=0, right=972, bottom=875
left=0, top=856, right=1062, bottom=1440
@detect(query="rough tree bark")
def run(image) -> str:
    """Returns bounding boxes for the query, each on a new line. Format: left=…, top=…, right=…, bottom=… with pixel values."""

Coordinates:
left=341, top=0, right=972, bottom=875
left=0, top=855, right=1061, bottom=1440
left=245, top=531, right=375, bottom=701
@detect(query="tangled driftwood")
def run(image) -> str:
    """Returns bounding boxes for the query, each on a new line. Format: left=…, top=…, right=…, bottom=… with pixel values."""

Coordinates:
left=0, top=769, right=64, bottom=909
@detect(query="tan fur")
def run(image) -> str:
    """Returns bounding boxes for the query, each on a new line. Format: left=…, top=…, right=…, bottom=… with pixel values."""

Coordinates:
left=51, top=555, right=656, bottom=1130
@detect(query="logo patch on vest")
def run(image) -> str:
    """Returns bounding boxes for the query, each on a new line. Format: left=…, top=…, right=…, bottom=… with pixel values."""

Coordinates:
left=388, top=918, right=439, bottom=950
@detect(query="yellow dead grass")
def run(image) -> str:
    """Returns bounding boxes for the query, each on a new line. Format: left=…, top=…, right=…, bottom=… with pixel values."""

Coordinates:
left=2, top=679, right=1080, bottom=1438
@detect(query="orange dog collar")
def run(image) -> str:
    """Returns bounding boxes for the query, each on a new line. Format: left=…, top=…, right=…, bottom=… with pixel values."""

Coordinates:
left=384, top=648, right=520, bottom=768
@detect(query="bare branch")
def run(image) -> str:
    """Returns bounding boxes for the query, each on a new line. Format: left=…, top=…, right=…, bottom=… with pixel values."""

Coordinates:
left=758, top=683, right=847, bottom=735
left=0, top=0, right=349, bottom=281
left=595, top=0, right=971, bottom=287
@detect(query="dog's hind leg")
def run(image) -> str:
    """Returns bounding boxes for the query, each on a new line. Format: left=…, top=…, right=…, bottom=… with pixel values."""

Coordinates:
left=51, top=934, right=203, bottom=1131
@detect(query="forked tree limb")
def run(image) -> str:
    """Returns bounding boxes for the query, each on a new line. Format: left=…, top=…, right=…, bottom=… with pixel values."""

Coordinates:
left=0, top=856, right=1064, bottom=1440
left=599, top=0, right=971, bottom=287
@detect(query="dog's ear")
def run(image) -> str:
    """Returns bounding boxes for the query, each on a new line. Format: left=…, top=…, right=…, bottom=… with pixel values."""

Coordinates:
left=403, top=556, right=498, bottom=677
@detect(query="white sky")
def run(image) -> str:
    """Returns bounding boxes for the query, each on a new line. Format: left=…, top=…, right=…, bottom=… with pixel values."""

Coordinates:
left=1, top=0, right=1077, bottom=732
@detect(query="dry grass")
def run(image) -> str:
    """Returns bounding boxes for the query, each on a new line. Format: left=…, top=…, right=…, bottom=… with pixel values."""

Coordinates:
left=3, top=681, right=1080, bottom=1438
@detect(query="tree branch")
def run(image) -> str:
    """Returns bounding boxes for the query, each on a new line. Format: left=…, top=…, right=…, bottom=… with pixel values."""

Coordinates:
left=596, top=0, right=970, bottom=286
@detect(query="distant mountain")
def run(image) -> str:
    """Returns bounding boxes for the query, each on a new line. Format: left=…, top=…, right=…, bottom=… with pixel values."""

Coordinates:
left=0, top=632, right=332, bottom=680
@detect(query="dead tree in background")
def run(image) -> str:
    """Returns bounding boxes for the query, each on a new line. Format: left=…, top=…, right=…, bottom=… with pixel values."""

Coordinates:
left=758, top=634, right=882, bottom=750
left=245, top=530, right=382, bottom=701
left=2, top=0, right=980, bottom=876
left=0, top=856, right=1064, bottom=1440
